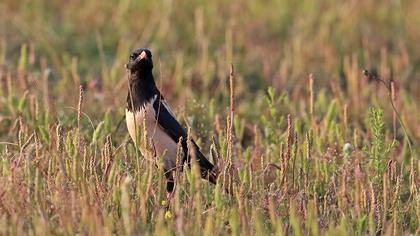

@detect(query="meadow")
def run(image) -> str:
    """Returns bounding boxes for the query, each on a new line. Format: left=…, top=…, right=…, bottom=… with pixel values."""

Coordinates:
left=0, top=0, right=419, bottom=235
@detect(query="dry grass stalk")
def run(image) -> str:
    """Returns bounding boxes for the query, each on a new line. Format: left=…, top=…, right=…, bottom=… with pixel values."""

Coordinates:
left=343, top=103, right=348, bottom=133
left=409, top=153, right=417, bottom=197
left=42, top=68, right=50, bottom=113
left=6, top=72, right=12, bottom=100
left=71, top=57, right=81, bottom=85
left=227, top=63, right=235, bottom=162
left=17, top=117, right=24, bottom=151
left=77, top=85, right=84, bottom=131
left=305, top=132, right=311, bottom=192
left=391, top=81, right=396, bottom=140
left=76, top=85, right=84, bottom=149
left=281, top=114, right=293, bottom=189
left=362, top=187, right=367, bottom=213
left=340, top=168, right=347, bottom=211
left=383, top=170, right=388, bottom=210
left=309, top=73, right=314, bottom=117
left=55, top=124, right=68, bottom=179
left=391, top=175, right=401, bottom=209
left=102, top=135, right=113, bottom=183
left=175, top=137, right=183, bottom=181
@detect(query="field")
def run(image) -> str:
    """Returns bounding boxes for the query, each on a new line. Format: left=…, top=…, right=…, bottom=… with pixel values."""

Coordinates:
left=0, top=0, right=419, bottom=235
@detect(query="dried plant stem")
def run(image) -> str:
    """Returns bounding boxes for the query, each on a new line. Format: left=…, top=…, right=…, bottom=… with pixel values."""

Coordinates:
left=343, top=103, right=348, bottom=134
left=77, top=85, right=84, bottom=130
left=227, top=63, right=235, bottom=162
left=391, top=81, right=396, bottom=140
left=77, top=85, right=84, bottom=147
left=309, top=73, right=314, bottom=118
left=56, top=124, right=68, bottom=179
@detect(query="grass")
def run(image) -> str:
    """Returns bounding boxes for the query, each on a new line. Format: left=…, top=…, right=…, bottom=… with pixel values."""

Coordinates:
left=0, top=0, right=419, bottom=235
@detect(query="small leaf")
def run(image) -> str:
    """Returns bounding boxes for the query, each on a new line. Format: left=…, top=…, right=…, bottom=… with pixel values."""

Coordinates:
left=104, top=110, right=112, bottom=134
left=91, top=121, right=104, bottom=144
left=37, top=126, right=50, bottom=144
left=18, top=44, right=27, bottom=71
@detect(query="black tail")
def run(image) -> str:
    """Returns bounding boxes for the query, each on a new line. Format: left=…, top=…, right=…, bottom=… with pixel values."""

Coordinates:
left=191, top=141, right=218, bottom=184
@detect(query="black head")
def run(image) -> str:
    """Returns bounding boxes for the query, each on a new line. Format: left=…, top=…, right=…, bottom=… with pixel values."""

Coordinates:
left=126, top=48, right=153, bottom=73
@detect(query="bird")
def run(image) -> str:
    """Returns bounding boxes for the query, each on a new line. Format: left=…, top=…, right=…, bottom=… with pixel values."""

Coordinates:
left=125, top=48, right=217, bottom=197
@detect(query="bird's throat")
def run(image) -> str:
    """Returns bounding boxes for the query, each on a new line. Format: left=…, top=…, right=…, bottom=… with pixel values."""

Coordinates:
left=126, top=71, right=158, bottom=111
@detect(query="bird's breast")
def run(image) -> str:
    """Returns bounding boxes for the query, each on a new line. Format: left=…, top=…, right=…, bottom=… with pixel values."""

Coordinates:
left=125, top=103, right=178, bottom=169
left=126, top=102, right=156, bottom=153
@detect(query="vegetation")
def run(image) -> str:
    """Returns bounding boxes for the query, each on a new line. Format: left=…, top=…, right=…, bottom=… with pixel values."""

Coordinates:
left=0, top=0, right=419, bottom=235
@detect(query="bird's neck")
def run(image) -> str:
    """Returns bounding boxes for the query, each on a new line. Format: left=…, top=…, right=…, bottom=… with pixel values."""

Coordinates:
left=126, top=71, right=159, bottom=111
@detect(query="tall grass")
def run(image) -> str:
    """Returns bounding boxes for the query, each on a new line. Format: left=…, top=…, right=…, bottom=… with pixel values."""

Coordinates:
left=0, top=0, right=419, bottom=235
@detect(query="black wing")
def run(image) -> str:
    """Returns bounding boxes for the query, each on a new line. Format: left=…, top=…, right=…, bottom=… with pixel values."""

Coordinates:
left=152, top=95, right=187, bottom=142
left=152, top=95, right=215, bottom=178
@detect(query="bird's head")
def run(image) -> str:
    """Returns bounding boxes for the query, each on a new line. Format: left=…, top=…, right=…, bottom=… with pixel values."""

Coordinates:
left=126, top=48, right=153, bottom=74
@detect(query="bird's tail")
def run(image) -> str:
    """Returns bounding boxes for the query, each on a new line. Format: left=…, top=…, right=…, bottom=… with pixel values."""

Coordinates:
left=192, top=141, right=218, bottom=184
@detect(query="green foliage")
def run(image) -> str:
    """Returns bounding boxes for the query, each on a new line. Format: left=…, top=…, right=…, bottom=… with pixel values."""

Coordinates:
left=91, top=121, right=104, bottom=144
left=324, top=99, right=337, bottom=132
left=261, top=86, right=287, bottom=144
left=365, top=107, right=397, bottom=175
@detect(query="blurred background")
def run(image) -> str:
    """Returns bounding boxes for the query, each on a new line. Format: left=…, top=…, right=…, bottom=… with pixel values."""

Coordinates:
left=0, top=0, right=419, bottom=142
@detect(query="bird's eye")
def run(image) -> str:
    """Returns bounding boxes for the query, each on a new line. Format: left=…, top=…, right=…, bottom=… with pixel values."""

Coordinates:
left=130, top=54, right=137, bottom=60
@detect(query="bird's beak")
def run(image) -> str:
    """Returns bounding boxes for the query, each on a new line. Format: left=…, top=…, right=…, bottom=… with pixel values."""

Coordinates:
left=137, top=51, right=148, bottom=60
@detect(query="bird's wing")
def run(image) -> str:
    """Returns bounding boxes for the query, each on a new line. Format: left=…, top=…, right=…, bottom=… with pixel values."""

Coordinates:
left=152, top=95, right=187, bottom=143
left=152, top=95, right=215, bottom=177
